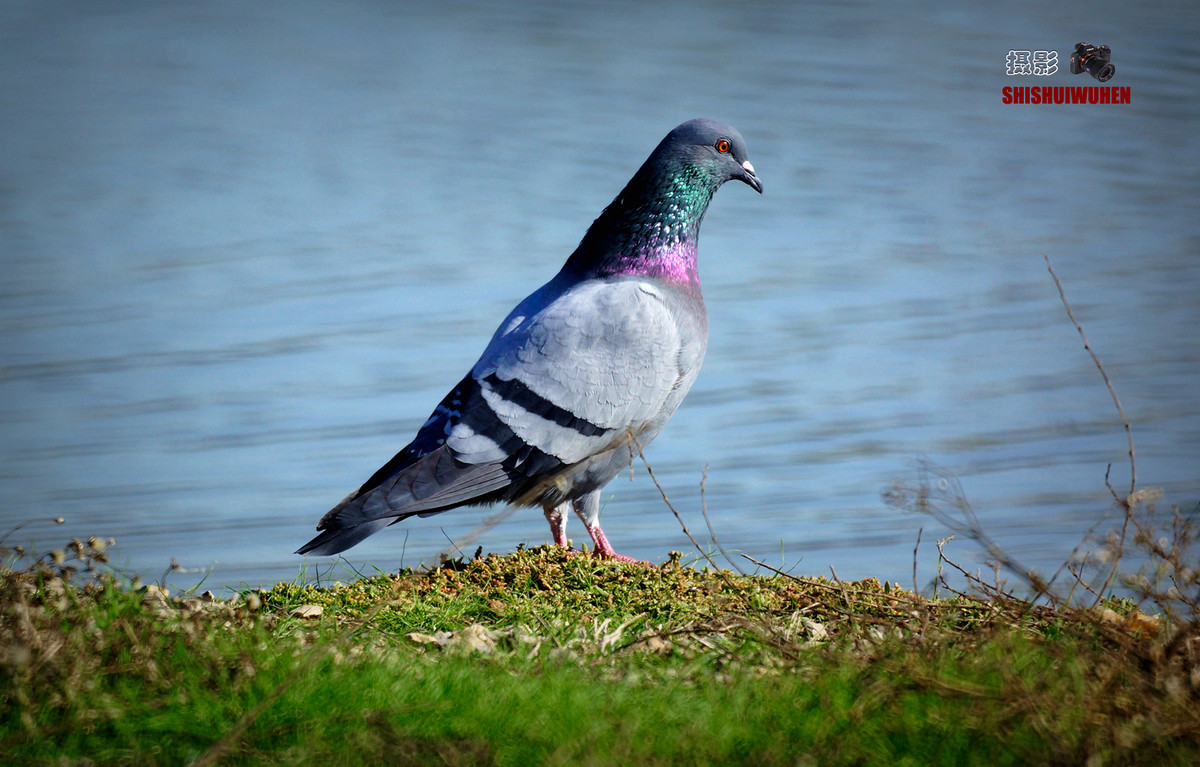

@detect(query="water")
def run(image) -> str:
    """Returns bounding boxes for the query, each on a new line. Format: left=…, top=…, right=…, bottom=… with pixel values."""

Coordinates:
left=2, top=1, right=1197, bottom=594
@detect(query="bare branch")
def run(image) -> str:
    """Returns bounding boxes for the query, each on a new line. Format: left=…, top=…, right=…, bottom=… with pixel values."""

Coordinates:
left=912, top=527, right=923, bottom=596
left=1044, top=254, right=1137, bottom=607
left=1044, top=254, right=1136, bottom=504
left=626, top=430, right=733, bottom=584
left=699, top=464, right=746, bottom=575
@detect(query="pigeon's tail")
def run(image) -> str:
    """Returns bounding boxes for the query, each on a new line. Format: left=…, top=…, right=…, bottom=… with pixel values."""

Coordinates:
left=297, top=446, right=515, bottom=556
left=295, top=515, right=394, bottom=556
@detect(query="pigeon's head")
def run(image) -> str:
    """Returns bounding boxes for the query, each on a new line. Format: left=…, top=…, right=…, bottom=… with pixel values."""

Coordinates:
left=654, top=118, right=762, bottom=194
left=567, top=118, right=760, bottom=282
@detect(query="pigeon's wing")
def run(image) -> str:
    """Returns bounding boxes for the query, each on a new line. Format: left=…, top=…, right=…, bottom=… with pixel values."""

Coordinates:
left=296, top=375, right=516, bottom=556
left=297, top=276, right=706, bottom=556
left=465, top=276, right=706, bottom=469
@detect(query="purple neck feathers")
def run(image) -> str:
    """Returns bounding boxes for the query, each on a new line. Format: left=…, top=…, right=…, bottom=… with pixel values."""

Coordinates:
left=563, top=164, right=716, bottom=293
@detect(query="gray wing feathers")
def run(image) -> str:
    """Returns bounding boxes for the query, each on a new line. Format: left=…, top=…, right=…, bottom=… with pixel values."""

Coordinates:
left=370, top=448, right=511, bottom=515
left=470, top=279, right=699, bottom=464
left=297, top=447, right=512, bottom=556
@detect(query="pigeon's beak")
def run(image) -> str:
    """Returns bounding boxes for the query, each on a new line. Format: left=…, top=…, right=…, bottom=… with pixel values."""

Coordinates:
left=738, top=160, right=763, bottom=194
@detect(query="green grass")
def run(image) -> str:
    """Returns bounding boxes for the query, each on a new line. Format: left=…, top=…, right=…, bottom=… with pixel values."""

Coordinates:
left=3, top=545, right=1198, bottom=765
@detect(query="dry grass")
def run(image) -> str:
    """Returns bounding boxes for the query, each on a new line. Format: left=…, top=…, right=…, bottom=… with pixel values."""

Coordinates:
left=2, top=520, right=1199, bottom=765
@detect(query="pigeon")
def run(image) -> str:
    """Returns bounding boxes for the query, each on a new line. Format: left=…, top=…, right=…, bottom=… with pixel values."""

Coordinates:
left=298, top=118, right=761, bottom=561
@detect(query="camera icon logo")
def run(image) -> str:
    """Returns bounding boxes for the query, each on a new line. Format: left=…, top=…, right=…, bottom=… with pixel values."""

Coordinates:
left=1070, top=42, right=1116, bottom=82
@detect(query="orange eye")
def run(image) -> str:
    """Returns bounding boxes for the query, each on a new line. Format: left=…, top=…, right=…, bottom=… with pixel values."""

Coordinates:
left=715, top=138, right=731, bottom=153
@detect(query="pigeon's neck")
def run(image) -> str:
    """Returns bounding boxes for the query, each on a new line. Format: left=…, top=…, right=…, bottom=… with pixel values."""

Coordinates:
left=564, top=164, right=716, bottom=290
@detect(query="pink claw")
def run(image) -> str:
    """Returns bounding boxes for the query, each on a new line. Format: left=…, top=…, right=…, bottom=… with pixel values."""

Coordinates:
left=584, top=523, right=641, bottom=563
left=544, top=505, right=643, bottom=563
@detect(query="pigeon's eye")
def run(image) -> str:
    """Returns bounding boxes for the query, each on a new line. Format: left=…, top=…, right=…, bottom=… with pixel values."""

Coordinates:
left=715, top=139, right=731, bottom=153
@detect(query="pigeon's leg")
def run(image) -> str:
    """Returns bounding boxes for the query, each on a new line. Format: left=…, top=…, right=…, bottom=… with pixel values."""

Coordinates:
left=543, top=502, right=570, bottom=549
left=570, top=490, right=638, bottom=563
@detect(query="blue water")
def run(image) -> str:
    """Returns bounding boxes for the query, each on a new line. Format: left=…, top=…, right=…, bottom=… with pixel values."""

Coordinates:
left=2, top=1, right=1197, bottom=594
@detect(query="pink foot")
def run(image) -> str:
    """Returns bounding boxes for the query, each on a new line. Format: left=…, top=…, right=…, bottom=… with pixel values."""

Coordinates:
left=543, top=505, right=569, bottom=548
left=585, top=524, right=643, bottom=564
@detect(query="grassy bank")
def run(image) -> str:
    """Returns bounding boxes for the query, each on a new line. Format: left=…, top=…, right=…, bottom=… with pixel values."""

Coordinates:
left=3, top=541, right=1198, bottom=766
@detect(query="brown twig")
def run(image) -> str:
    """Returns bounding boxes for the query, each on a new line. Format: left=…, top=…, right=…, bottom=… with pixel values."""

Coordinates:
left=740, top=554, right=995, bottom=617
left=1040, top=514, right=1111, bottom=606
left=1044, top=254, right=1137, bottom=607
left=1044, top=254, right=1136, bottom=504
left=912, top=527, right=923, bottom=596
left=437, top=505, right=518, bottom=564
left=0, top=515, right=66, bottom=548
left=699, top=464, right=746, bottom=575
left=828, top=565, right=855, bottom=615
left=898, top=462, right=1054, bottom=603
left=626, top=431, right=735, bottom=586
left=741, top=554, right=1003, bottom=638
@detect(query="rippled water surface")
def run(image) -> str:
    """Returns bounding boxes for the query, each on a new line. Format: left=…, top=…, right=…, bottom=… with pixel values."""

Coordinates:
left=2, top=1, right=1197, bottom=593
